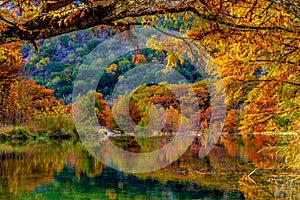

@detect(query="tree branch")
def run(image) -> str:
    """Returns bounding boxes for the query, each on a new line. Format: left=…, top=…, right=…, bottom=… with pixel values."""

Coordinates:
left=44, top=0, right=75, bottom=11
left=0, top=0, right=186, bottom=44
left=0, top=0, right=299, bottom=45
left=236, top=78, right=300, bottom=87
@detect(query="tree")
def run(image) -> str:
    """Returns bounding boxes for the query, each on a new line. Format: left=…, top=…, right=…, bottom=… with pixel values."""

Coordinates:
left=0, top=0, right=299, bottom=45
left=0, top=78, right=63, bottom=126
left=185, top=0, right=300, bottom=132
left=73, top=90, right=114, bottom=129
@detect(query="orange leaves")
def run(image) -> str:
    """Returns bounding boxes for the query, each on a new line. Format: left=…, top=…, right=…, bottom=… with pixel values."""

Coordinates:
left=74, top=90, right=113, bottom=128
left=95, top=92, right=113, bottom=127
left=110, top=82, right=210, bottom=134
left=0, top=42, right=34, bottom=125
left=64, top=103, right=73, bottom=114
left=0, top=42, right=23, bottom=80
left=246, top=96, right=279, bottom=114
left=106, top=63, right=118, bottom=74
left=0, top=43, right=67, bottom=128
left=0, top=79, right=60, bottom=126
left=43, top=89, right=55, bottom=97
left=132, top=54, right=146, bottom=65
left=239, top=96, right=280, bottom=133
left=187, top=0, right=300, bottom=133
left=223, top=109, right=239, bottom=133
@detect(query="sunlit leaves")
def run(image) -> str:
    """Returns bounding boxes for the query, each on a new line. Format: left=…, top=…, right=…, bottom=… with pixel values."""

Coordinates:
left=188, top=0, right=300, bottom=133
left=164, top=52, right=185, bottom=73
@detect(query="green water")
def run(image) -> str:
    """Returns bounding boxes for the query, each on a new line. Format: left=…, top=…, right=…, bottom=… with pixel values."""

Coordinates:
left=0, top=135, right=299, bottom=199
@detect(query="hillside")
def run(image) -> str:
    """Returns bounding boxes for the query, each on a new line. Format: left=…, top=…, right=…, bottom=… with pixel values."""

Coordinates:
left=21, top=29, right=202, bottom=104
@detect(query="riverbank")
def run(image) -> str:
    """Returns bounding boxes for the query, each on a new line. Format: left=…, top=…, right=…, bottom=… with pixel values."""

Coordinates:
left=1, top=125, right=299, bottom=144
left=0, top=126, right=78, bottom=144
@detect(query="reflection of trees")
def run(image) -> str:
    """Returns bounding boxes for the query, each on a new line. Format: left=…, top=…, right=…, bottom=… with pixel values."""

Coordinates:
left=134, top=134, right=294, bottom=198
left=20, top=166, right=243, bottom=200
left=0, top=142, right=103, bottom=199
left=0, top=134, right=298, bottom=199
left=239, top=171, right=300, bottom=199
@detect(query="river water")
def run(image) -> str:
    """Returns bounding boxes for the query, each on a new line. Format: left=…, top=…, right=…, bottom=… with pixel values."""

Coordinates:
left=0, top=134, right=299, bottom=199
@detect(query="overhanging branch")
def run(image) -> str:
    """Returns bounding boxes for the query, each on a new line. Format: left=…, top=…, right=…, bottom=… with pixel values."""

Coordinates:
left=0, top=0, right=299, bottom=45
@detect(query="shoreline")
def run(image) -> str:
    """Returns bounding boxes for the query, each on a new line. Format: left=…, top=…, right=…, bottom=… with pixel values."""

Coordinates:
left=0, top=125, right=298, bottom=144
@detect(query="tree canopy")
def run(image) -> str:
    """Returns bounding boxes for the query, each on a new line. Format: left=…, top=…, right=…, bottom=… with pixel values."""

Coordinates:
left=0, top=0, right=299, bottom=45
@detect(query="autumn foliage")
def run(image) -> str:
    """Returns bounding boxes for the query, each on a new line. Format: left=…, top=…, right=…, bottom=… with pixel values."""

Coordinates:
left=0, top=42, right=72, bottom=133
left=0, top=0, right=299, bottom=136
left=184, top=0, right=300, bottom=133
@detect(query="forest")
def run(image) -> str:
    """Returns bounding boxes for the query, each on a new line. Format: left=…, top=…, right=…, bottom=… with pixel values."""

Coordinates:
left=0, top=0, right=299, bottom=199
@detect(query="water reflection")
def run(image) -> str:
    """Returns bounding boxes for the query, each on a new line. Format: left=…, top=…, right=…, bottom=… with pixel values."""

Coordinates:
left=0, top=135, right=299, bottom=199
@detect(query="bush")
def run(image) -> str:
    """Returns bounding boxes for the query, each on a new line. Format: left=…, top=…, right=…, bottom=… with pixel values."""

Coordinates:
left=32, top=102, right=75, bottom=136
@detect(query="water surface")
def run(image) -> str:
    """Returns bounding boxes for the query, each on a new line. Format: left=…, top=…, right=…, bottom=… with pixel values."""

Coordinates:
left=0, top=135, right=299, bottom=199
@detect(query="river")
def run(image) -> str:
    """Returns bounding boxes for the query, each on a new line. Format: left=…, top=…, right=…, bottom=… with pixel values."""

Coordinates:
left=0, top=134, right=299, bottom=199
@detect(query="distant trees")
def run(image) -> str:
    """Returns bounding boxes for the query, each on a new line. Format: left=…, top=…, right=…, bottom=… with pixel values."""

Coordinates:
left=111, top=82, right=212, bottom=134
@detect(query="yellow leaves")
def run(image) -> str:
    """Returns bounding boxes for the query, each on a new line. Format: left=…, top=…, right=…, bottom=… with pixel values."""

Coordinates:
left=52, top=12, right=62, bottom=18
left=164, top=52, right=184, bottom=73
left=106, top=63, right=118, bottom=74
left=64, top=18, right=68, bottom=26
left=150, top=15, right=156, bottom=23
left=164, top=14, right=168, bottom=21
left=15, top=23, right=26, bottom=32
left=146, top=35, right=162, bottom=52
left=141, top=17, right=147, bottom=25
left=147, top=34, right=193, bottom=73
left=45, top=2, right=87, bottom=27
left=42, top=15, right=47, bottom=21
